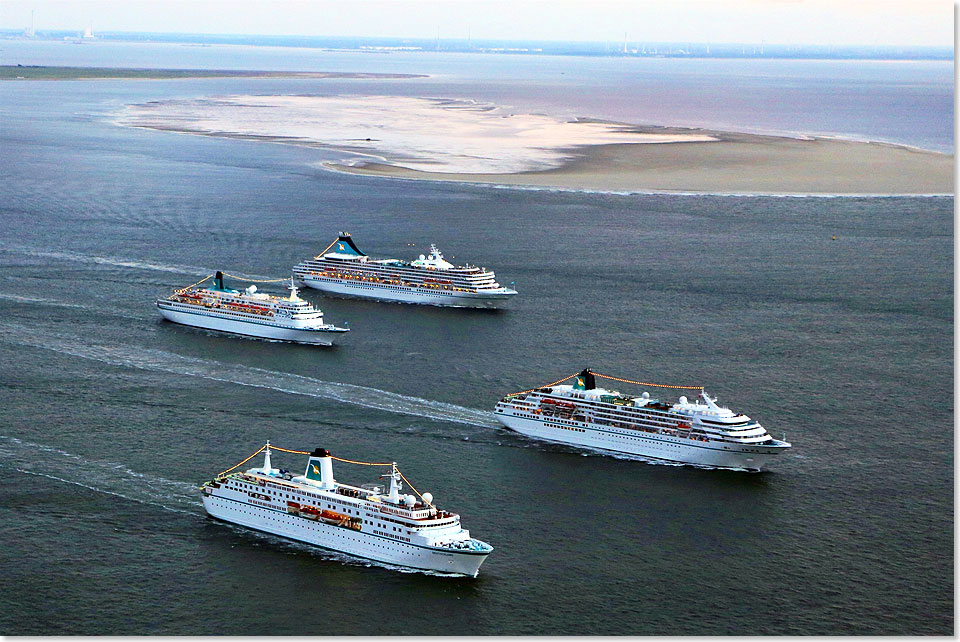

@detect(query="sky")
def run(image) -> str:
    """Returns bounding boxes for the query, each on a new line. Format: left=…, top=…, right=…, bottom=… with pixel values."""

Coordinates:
left=0, top=0, right=953, bottom=47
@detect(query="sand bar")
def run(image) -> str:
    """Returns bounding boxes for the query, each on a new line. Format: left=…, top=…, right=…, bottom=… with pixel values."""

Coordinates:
left=118, top=94, right=953, bottom=195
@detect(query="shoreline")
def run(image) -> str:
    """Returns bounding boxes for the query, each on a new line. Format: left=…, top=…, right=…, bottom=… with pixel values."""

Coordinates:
left=320, top=162, right=954, bottom=198
left=326, top=132, right=953, bottom=196
left=0, top=65, right=427, bottom=80
left=115, top=94, right=953, bottom=196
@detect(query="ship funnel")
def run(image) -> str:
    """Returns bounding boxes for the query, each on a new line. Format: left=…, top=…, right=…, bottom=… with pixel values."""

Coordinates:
left=332, top=234, right=366, bottom=257
left=304, top=448, right=335, bottom=489
left=573, top=368, right=596, bottom=391
left=214, top=271, right=225, bottom=290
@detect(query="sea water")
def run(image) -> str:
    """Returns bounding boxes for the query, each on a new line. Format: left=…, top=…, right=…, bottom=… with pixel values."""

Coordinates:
left=0, top=42, right=952, bottom=634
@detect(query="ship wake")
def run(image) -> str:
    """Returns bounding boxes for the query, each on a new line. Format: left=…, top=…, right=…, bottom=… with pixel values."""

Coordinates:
left=0, top=292, right=147, bottom=321
left=0, top=436, right=475, bottom=576
left=0, top=435, right=204, bottom=516
left=0, top=243, right=213, bottom=277
left=0, top=321, right=498, bottom=429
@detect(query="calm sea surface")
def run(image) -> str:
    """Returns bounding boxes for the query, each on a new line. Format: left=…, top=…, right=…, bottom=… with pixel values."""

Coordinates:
left=0, top=42, right=953, bottom=635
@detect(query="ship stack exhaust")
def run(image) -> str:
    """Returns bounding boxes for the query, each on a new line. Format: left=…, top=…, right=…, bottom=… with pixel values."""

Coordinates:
left=573, top=368, right=597, bottom=391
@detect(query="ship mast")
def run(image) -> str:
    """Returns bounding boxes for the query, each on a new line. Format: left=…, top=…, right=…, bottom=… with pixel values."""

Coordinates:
left=262, top=440, right=272, bottom=472
left=287, top=276, right=301, bottom=302
left=383, top=463, right=403, bottom=502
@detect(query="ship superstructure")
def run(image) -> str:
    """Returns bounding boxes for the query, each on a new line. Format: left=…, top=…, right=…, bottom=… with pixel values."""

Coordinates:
left=495, top=369, right=790, bottom=470
left=293, top=233, right=518, bottom=308
left=201, top=444, right=493, bottom=576
left=157, top=272, right=348, bottom=345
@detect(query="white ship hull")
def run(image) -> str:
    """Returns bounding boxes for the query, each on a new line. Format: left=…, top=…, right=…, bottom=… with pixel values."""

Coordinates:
left=202, top=494, right=489, bottom=576
left=496, top=412, right=785, bottom=471
left=158, top=304, right=345, bottom=345
left=299, top=276, right=515, bottom=309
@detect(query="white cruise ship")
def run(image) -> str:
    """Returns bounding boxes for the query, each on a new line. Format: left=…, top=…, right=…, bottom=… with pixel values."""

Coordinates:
left=202, top=444, right=494, bottom=576
left=157, top=272, right=348, bottom=345
left=495, top=369, right=791, bottom=471
left=293, top=233, right=518, bottom=308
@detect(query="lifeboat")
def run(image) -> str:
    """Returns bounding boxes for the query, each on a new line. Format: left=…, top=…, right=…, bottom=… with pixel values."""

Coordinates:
left=299, top=505, right=320, bottom=520
left=319, top=509, right=345, bottom=524
left=319, top=510, right=363, bottom=531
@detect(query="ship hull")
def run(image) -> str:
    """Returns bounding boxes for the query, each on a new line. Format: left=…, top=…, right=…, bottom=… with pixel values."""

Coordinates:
left=496, top=412, right=786, bottom=471
left=157, top=304, right=346, bottom=345
left=202, top=494, right=489, bottom=576
left=298, top=276, right=515, bottom=309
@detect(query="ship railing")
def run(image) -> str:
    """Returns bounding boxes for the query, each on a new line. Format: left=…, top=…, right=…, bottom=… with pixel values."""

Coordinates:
left=435, top=538, right=491, bottom=552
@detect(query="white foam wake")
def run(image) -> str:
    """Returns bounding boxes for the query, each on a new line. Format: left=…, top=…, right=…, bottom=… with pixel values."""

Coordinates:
left=0, top=322, right=498, bottom=428
left=0, top=435, right=203, bottom=516
left=0, top=435, right=470, bottom=575
left=0, top=244, right=212, bottom=277
left=0, top=292, right=146, bottom=321
left=0, top=244, right=296, bottom=296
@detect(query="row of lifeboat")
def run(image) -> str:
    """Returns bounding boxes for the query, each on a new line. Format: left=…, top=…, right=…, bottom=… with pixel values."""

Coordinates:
left=314, top=269, right=476, bottom=292
left=535, top=398, right=712, bottom=442
left=540, top=398, right=576, bottom=409
left=289, top=502, right=362, bottom=531
left=175, top=291, right=275, bottom=316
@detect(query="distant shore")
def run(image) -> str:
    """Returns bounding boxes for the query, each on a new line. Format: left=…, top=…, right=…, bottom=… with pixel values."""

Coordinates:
left=0, top=65, right=427, bottom=80
left=117, top=93, right=953, bottom=196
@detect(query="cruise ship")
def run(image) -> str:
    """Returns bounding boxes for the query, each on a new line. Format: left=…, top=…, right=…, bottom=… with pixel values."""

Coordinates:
left=157, top=272, right=348, bottom=345
left=495, top=369, right=790, bottom=470
left=202, top=444, right=494, bottom=576
left=293, top=233, right=518, bottom=308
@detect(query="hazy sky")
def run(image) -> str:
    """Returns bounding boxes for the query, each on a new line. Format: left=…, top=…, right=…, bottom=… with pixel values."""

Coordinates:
left=0, top=0, right=952, bottom=46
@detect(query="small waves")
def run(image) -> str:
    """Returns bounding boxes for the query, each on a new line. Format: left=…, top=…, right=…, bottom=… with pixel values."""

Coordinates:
left=220, top=526, right=469, bottom=577
left=0, top=244, right=292, bottom=288
left=0, top=292, right=147, bottom=321
left=0, top=435, right=203, bottom=516
left=0, top=244, right=211, bottom=277
left=513, top=433, right=750, bottom=471
left=0, top=435, right=471, bottom=576
left=0, top=321, right=498, bottom=429
left=0, top=320, right=747, bottom=469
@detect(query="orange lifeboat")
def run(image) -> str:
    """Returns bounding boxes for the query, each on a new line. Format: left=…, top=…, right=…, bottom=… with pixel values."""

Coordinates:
left=319, top=509, right=345, bottom=523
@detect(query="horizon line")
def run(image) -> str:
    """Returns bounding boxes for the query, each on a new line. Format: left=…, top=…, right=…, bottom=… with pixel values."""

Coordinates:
left=0, top=29, right=952, bottom=52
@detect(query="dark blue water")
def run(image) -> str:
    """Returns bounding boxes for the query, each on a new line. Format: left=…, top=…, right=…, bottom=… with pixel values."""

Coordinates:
left=0, top=47, right=953, bottom=635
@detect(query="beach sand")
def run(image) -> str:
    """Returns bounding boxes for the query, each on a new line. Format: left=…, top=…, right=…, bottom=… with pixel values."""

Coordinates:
left=335, top=131, right=953, bottom=195
left=119, top=95, right=953, bottom=195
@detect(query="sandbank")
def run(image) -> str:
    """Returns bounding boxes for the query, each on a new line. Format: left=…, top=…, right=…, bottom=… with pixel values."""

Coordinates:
left=118, top=94, right=953, bottom=195
left=336, top=133, right=953, bottom=195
